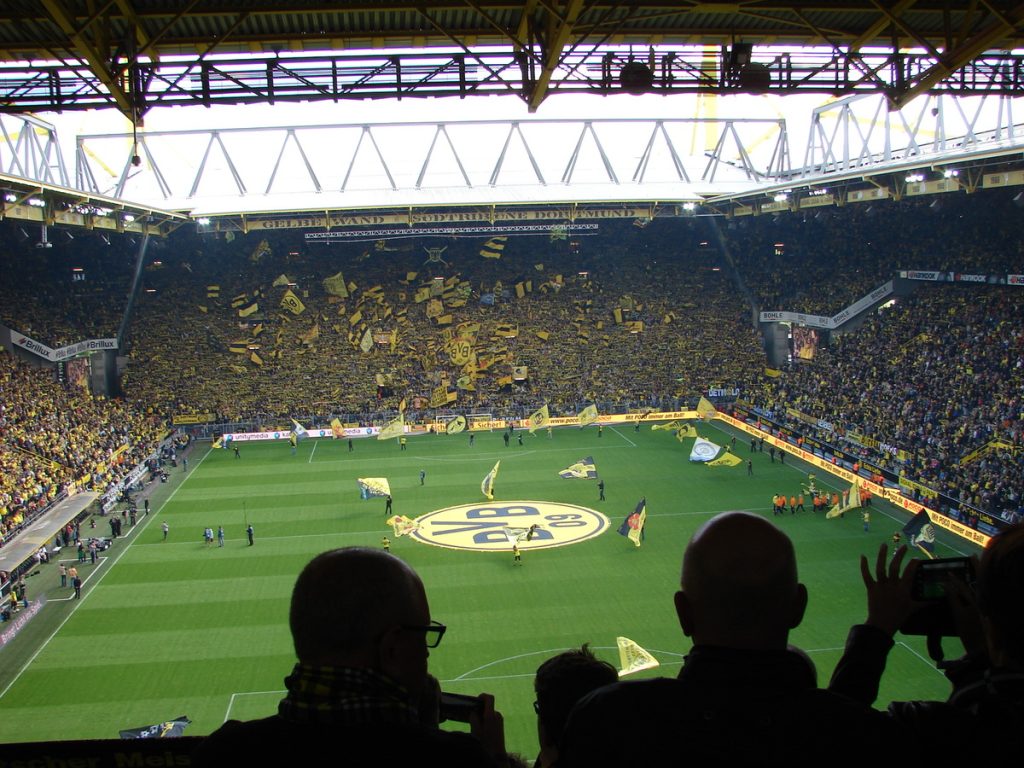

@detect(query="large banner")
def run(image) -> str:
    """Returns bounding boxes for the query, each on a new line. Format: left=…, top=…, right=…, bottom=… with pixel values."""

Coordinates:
left=11, top=331, right=117, bottom=361
left=901, top=270, right=1022, bottom=285
left=253, top=207, right=655, bottom=230
left=223, top=427, right=379, bottom=442
left=759, top=281, right=893, bottom=329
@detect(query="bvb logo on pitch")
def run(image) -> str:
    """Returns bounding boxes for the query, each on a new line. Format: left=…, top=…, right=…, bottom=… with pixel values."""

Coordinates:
left=411, top=501, right=609, bottom=551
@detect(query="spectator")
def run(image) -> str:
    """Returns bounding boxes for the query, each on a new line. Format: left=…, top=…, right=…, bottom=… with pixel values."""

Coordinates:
left=533, top=645, right=617, bottom=768
left=194, top=547, right=505, bottom=767
left=559, top=512, right=897, bottom=766
left=830, top=526, right=1024, bottom=760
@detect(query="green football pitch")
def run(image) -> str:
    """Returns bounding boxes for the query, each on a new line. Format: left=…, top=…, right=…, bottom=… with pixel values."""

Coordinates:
left=0, top=422, right=973, bottom=754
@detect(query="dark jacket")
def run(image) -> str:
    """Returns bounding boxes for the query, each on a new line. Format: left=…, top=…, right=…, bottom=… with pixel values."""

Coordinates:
left=560, top=644, right=899, bottom=767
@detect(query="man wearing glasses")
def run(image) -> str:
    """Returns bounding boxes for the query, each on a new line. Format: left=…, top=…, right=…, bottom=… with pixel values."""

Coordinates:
left=194, top=547, right=506, bottom=766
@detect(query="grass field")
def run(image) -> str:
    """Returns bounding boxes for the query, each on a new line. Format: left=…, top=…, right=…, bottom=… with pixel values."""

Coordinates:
left=0, top=421, right=974, bottom=754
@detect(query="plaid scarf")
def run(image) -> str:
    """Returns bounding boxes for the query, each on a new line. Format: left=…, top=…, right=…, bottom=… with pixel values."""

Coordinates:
left=277, top=664, right=418, bottom=726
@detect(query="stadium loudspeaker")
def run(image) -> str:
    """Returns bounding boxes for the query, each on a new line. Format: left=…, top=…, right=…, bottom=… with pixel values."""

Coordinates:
left=737, top=63, right=772, bottom=93
left=729, top=43, right=753, bottom=69
left=619, top=61, right=654, bottom=94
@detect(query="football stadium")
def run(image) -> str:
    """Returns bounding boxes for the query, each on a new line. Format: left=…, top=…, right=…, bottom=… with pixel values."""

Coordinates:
left=1, top=3, right=1023, bottom=765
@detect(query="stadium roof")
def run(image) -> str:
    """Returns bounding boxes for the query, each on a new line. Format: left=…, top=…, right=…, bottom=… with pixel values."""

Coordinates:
left=3, top=2, right=1023, bottom=119
left=1, top=3, right=1023, bottom=234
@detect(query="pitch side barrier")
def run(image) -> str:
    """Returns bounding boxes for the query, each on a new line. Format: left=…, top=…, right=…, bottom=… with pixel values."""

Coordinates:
left=219, top=412, right=703, bottom=443
left=222, top=410, right=989, bottom=546
left=717, top=409, right=993, bottom=548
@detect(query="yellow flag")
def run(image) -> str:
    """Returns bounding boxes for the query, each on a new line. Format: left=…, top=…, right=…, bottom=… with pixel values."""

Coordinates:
left=238, top=302, right=259, bottom=318
left=481, top=461, right=500, bottom=500
left=387, top=515, right=420, bottom=537
left=577, top=404, right=599, bottom=427
left=430, top=384, right=449, bottom=408
left=479, top=236, right=507, bottom=259
left=707, top=452, right=743, bottom=467
left=696, top=396, right=717, bottom=420
left=250, top=239, right=271, bottom=262
left=827, top=480, right=863, bottom=519
left=378, top=414, right=405, bottom=441
left=359, top=328, right=374, bottom=353
left=281, top=289, right=306, bottom=315
left=323, top=272, right=348, bottom=298
left=675, top=424, right=699, bottom=441
left=617, top=637, right=659, bottom=677
left=528, top=404, right=550, bottom=434
left=249, top=351, right=264, bottom=366
left=272, top=273, right=291, bottom=288
left=651, top=420, right=680, bottom=432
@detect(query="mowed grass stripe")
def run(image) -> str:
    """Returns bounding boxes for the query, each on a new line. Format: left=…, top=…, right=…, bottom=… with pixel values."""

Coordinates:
left=0, top=428, right=975, bottom=755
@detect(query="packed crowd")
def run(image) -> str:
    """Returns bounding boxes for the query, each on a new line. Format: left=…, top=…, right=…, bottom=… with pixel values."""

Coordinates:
left=0, top=234, right=131, bottom=346
left=749, top=282, right=1024, bottom=521
left=118, top=220, right=764, bottom=423
left=0, top=349, right=165, bottom=544
left=1, top=190, right=1021, bottom=528
left=723, top=192, right=1024, bottom=316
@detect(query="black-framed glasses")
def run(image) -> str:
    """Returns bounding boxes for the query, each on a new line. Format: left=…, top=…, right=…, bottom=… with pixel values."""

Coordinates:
left=400, top=619, right=447, bottom=648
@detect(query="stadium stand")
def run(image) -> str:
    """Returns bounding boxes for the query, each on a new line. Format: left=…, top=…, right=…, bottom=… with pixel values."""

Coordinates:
left=1, top=189, right=1021, bottom=541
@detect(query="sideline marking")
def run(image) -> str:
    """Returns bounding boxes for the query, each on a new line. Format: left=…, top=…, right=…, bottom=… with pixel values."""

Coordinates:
left=0, top=446, right=214, bottom=701
left=307, top=439, right=318, bottom=463
left=609, top=426, right=636, bottom=447
left=896, top=640, right=948, bottom=677
left=707, top=422, right=970, bottom=557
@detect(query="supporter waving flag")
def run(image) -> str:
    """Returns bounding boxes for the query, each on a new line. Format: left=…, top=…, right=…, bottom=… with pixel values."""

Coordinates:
left=577, top=404, right=599, bottom=428
left=902, top=510, right=937, bottom=558
left=618, top=498, right=647, bottom=547
left=481, top=461, right=501, bottom=500
left=528, top=404, right=550, bottom=433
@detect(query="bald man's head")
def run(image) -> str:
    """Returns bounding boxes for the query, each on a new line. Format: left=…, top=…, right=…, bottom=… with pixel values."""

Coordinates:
left=290, top=548, right=429, bottom=666
left=674, top=512, right=807, bottom=650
